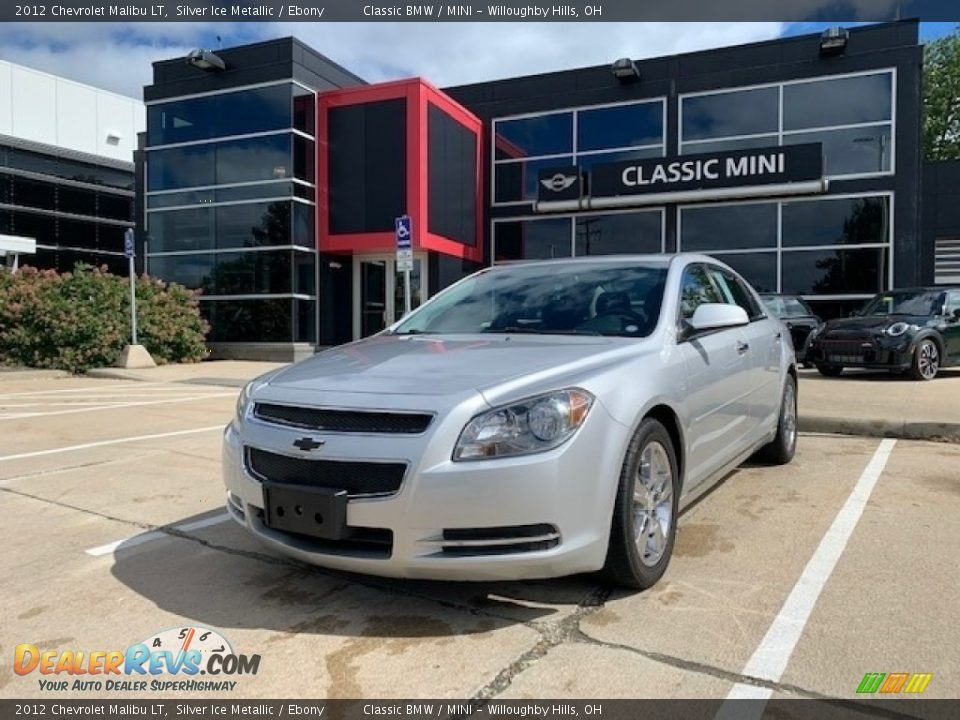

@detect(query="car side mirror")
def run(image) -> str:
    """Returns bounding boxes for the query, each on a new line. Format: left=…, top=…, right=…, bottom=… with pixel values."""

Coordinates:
left=687, top=303, right=750, bottom=333
left=952, top=309, right=960, bottom=321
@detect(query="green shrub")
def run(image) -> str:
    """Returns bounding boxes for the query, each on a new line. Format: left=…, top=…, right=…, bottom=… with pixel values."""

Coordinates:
left=0, top=264, right=209, bottom=373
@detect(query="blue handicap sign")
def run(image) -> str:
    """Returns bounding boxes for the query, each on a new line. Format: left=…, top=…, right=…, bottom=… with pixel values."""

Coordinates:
left=395, top=215, right=412, bottom=249
left=123, top=228, right=135, bottom=259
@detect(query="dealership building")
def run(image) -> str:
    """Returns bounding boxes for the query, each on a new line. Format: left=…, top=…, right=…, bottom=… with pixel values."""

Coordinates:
left=137, top=20, right=958, bottom=360
left=0, top=59, right=142, bottom=274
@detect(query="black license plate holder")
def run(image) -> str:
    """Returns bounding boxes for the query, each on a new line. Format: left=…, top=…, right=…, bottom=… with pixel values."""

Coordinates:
left=263, top=483, right=348, bottom=540
left=829, top=354, right=864, bottom=364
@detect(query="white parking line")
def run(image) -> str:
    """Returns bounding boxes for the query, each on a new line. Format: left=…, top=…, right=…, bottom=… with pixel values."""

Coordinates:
left=0, top=425, right=223, bottom=463
left=722, top=438, right=897, bottom=706
left=0, top=382, right=168, bottom=399
left=0, top=393, right=235, bottom=420
left=84, top=513, right=230, bottom=557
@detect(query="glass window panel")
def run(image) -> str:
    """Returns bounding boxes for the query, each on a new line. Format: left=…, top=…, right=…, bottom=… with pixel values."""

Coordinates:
left=12, top=176, right=56, bottom=210
left=493, top=218, right=572, bottom=262
left=202, top=298, right=292, bottom=342
left=293, top=91, right=316, bottom=136
left=494, top=156, right=573, bottom=203
left=708, top=252, right=778, bottom=294
left=95, top=253, right=127, bottom=276
left=214, top=183, right=293, bottom=203
left=577, top=147, right=663, bottom=173
left=782, top=196, right=890, bottom=248
left=97, top=193, right=134, bottom=221
left=12, top=211, right=56, bottom=246
left=147, top=84, right=294, bottom=146
left=294, top=251, right=316, bottom=295
left=783, top=125, right=891, bottom=176
left=147, top=250, right=293, bottom=295
left=681, top=203, right=777, bottom=252
left=293, top=203, right=315, bottom=248
left=680, top=135, right=779, bottom=155
left=98, top=225, right=127, bottom=254
left=681, top=87, right=779, bottom=141
left=575, top=212, right=662, bottom=256
left=294, top=299, right=316, bottom=343
left=58, top=185, right=97, bottom=216
left=783, top=73, right=892, bottom=131
left=577, top=101, right=663, bottom=152
left=147, top=207, right=215, bottom=253
left=147, top=189, right=215, bottom=208
left=0, top=174, right=11, bottom=204
left=494, top=113, right=573, bottom=159
left=780, top=247, right=888, bottom=295
left=147, top=135, right=293, bottom=191
left=216, top=201, right=291, bottom=250
left=293, top=136, right=315, bottom=183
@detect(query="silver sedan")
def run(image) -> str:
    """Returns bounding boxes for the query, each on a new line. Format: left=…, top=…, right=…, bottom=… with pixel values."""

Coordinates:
left=223, top=254, right=797, bottom=589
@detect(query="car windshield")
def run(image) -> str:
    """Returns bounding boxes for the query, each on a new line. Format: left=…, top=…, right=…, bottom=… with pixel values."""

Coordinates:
left=392, top=262, right=668, bottom=338
left=763, top=296, right=812, bottom=318
left=859, top=290, right=945, bottom=317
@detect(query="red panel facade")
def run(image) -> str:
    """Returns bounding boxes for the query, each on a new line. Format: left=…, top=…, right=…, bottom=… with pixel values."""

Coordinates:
left=316, top=78, right=484, bottom=263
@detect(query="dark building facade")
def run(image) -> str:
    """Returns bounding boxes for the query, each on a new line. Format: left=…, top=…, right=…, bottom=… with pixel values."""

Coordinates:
left=923, top=159, right=960, bottom=285
left=141, top=21, right=937, bottom=359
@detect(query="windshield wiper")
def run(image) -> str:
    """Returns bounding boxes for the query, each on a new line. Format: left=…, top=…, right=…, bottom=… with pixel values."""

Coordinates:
left=391, top=328, right=431, bottom=335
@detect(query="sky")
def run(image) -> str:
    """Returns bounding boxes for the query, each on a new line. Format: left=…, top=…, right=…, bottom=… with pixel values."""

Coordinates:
left=0, top=21, right=955, bottom=100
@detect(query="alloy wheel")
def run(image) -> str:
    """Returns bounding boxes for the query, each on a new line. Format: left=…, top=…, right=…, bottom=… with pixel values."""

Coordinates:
left=783, top=380, right=798, bottom=451
left=633, top=441, right=674, bottom=567
left=918, top=341, right=940, bottom=380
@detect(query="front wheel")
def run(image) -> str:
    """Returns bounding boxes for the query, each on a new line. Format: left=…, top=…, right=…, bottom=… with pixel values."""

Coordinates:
left=910, top=339, right=940, bottom=381
left=754, top=375, right=798, bottom=465
left=603, top=419, right=679, bottom=590
left=817, top=364, right=844, bottom=377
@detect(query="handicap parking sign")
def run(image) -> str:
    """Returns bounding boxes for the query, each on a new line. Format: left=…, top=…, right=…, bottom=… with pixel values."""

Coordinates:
left=395, top=215, right=412, bottom=250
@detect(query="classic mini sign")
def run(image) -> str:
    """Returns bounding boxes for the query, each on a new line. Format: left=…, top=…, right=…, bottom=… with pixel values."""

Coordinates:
left=536, top=143, right=825, bottom=208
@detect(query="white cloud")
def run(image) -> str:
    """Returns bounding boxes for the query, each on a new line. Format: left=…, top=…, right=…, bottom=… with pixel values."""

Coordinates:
left=0, top=21, right=785, bottom=99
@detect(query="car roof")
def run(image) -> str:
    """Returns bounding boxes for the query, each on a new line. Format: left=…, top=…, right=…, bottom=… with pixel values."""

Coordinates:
left=484, top=253, right=716, bottom=272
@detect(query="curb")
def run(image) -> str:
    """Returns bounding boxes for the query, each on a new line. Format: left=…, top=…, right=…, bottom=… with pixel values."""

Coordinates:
left=800, top=415, right=960, bottom=443
left=85, top=369, right=148, bottom=381
left=0, top=368, right=70, bottom=380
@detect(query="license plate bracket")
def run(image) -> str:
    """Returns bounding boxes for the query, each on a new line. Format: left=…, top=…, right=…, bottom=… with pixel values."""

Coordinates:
left=829, top=354, right=864, bottom=364
left=263, top=483, right=348, bottom=540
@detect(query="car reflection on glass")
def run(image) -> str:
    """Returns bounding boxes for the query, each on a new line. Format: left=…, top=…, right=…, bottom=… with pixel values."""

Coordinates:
left=806, top=286, right=960, bottom=380
left=760, top=294, right=822, bottom=368
left=224, top=254, right=798, bottom=590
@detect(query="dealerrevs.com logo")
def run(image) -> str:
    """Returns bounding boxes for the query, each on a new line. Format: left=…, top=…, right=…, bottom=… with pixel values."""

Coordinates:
left=14, top=626, right=261, bottom=692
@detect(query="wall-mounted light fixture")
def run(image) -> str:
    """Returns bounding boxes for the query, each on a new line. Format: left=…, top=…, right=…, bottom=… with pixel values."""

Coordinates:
left=186, top=48, right=226, bottom=72
left=611, top=58, right=640, bottom=82
left=819, top=27, right=849, bottom=57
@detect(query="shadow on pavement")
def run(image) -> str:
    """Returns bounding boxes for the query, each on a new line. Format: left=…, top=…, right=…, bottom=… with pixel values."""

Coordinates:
left=109, top=509, right=602, bottom=639
left=798, top=367, right=960, bottom=382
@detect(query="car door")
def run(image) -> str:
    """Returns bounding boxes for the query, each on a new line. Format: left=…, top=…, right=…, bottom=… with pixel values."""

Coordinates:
left=943, top=291, right=960, bottom=363
left=706, top=266, right=783, bottom=441
left=676, top=264, right=754, bottom=488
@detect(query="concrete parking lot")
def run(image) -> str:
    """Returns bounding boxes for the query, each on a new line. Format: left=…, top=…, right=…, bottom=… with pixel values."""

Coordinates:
left=1, top=373, right=958, bottom=700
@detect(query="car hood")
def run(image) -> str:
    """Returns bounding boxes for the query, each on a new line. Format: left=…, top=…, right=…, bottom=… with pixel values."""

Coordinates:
left=822, top=315, right=931, bottom=333
left=263, top=333, right=628, bottom=398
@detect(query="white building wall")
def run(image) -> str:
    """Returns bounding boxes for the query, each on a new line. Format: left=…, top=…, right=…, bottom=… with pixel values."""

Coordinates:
left=0, top=59, right=145, bottom=163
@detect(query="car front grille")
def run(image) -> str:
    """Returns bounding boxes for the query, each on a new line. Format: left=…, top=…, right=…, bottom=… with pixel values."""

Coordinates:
left=245, top=447, right=407, bottom=497
left=253, top=403, right=433, bottom=434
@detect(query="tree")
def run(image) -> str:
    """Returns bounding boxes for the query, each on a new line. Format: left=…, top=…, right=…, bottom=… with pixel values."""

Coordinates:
left=923, top=27, right=960, bottom=160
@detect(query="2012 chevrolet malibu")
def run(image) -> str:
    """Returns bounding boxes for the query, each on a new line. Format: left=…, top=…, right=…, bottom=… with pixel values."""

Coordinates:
left=223, top=254, right=798, bottom=589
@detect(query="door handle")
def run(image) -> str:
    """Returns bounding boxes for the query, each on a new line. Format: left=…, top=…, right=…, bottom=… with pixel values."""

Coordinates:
left=736, top=341, right=750, bottom=355
left=774, top=331, right=782, bottom=341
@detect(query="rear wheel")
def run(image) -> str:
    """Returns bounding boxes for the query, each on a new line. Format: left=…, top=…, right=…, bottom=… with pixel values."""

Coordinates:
left=816, top=364, right=844, bottom=377
left=603, top=419, right=679, bottom=590
left=910, top=339, right=940, bottom=381
left=755, top=375, right=798, bottom=465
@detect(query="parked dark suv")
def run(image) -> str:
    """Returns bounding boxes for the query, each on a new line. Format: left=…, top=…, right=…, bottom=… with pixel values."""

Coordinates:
left=806, top=287, right=960, bottom=380
left=760, top=294, right=821, bottom=367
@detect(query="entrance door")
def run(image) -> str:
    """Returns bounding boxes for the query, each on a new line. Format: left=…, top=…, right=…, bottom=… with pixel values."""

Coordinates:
left=353, top=254, right=427, bottom=339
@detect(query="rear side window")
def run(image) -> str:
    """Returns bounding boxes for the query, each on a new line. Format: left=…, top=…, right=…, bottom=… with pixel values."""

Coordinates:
left=679, top=264, right=722, bottom=319
left=707, top=266, right=764, bottom=320
left=946, top=292, right=960, bottom=316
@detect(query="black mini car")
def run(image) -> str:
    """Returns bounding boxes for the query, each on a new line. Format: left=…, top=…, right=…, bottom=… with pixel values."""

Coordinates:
left=806, top=287, right=960, bottom=380
left=760, top=294, right=822, bottom=366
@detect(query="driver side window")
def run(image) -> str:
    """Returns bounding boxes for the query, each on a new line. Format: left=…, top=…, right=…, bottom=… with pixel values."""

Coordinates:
left=947, top=292, right=960, bottom=317
left=679, top=264, right=722, bottom=320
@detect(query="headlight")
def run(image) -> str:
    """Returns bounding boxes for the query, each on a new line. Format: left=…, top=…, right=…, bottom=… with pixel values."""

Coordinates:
left=886, top=322, right=914, bottom=337
left=453, top=389, right=594, bottom=461
left=235, top=382, right=254, bottom=423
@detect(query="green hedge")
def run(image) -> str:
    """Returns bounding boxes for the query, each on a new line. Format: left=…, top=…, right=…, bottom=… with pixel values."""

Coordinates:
left=0, top=264, right=209, bottom=373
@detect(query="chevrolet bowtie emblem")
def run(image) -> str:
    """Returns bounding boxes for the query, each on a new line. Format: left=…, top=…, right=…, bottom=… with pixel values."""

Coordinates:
left=292, top=437, right=325, bottom=452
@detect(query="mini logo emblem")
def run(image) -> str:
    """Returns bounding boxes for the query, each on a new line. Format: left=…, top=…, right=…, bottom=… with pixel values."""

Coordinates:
left=292, top=437, right=324, bottom=452
left=540, top=173, right=577, bottom=192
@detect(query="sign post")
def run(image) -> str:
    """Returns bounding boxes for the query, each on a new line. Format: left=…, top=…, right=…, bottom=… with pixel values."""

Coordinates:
left=394, top=215, right=413, bottom=318
left=124, top=228, right=138, bottom=345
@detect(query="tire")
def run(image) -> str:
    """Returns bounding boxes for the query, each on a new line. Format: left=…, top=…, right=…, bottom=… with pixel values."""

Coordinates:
left=816, top=364, right=844, bottom=377
left=909, top=338, right=941, bottom=381
left=603, top=418, right=679, bottom=590
left=754, top=375, right=798, bottom=465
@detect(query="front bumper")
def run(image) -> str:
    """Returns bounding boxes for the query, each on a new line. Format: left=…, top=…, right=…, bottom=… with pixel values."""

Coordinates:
left=221, top=402, right=629, bottom=581
left=807, top=339, right=913, bottom=370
